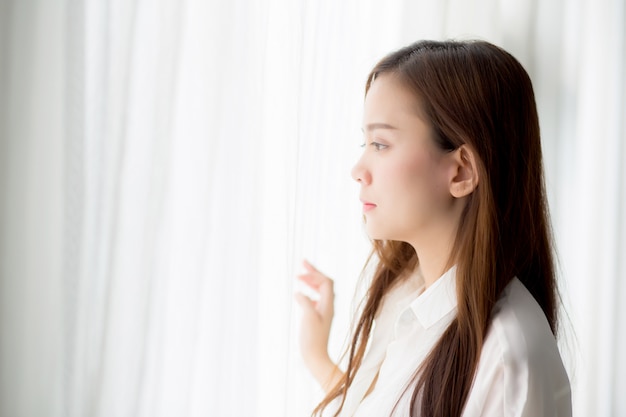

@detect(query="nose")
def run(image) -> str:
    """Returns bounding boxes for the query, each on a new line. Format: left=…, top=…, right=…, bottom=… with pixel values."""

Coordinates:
left=351, top=154, right=371, bottom=185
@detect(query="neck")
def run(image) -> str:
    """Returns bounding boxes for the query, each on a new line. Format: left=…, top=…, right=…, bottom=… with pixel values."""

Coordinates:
left=408, top=220, right=459, bottom=289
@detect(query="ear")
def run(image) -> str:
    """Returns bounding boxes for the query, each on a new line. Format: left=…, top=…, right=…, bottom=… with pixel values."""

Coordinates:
left=448, top=145, right=479, bottom=198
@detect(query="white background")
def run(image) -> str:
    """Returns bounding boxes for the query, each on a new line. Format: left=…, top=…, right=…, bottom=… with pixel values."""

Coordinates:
left=0, top=0, right=624, bottom=416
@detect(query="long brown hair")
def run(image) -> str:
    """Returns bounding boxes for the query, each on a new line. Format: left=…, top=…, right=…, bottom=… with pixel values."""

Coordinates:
left=313, top=40, right=558, bottom=417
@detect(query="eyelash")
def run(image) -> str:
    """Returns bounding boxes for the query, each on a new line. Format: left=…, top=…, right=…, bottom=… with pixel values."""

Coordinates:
left=360, top=142, right=388, bottom=151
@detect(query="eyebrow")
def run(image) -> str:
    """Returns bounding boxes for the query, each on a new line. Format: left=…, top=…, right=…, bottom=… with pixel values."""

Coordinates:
left=362, top=123, right=398, bottom=132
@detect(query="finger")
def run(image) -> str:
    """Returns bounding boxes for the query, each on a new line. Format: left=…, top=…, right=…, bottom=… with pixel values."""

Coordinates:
left=302, top=259, right=318, bottom=273
left=298, top=263, right=332, bottom=284
left=297, top=273, right=328, bottom=289
left=294, top=292, right=316, bottom=314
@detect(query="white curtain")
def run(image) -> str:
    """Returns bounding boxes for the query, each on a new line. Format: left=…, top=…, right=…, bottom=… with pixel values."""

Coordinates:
left=0, top=1, right=623, bottom=416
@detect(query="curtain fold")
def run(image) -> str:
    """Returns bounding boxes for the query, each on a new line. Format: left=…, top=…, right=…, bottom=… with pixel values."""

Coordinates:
left=0, top=1, right=624, bottom=416
left=0, top=2, right=67, bottom=417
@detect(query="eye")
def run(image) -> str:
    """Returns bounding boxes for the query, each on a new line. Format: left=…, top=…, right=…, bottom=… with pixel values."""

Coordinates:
left=371, top=142, right=388, bottom=151
left=360, top=140, right=389, bottom=151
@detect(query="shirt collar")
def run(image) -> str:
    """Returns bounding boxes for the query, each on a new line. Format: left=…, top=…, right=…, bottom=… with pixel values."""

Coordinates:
left=408, top=265, right=458, bottom=329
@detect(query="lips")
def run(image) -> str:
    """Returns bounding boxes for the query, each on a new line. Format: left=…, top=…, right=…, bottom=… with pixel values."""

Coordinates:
left=360, top=199, right=377, bottom=212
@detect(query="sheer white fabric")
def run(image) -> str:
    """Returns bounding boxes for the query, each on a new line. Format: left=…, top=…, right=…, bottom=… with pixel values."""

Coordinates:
left=0, top=1, right=623, bottom=416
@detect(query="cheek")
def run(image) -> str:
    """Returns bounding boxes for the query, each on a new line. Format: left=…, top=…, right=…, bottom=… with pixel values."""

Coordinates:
left=393, top=153, right=437, bottom=189
left=393, top=153, right=449, bottom=209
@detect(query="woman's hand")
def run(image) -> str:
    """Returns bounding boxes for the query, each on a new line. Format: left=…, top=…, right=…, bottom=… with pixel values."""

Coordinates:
left=295, top=260, right=343, bottom=392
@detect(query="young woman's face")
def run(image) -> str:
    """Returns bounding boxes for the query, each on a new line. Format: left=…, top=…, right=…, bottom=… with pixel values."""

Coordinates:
left=352, top=73, right=458, bottom=245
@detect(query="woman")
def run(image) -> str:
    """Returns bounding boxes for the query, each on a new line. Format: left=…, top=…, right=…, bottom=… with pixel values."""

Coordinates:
left=295, top=40, right=571, bottom=417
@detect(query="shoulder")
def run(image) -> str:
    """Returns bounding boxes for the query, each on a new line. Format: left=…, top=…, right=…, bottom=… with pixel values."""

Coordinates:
left=464, top=278, right=571, bottom=417
left=490, top=278, right=560, bottom=361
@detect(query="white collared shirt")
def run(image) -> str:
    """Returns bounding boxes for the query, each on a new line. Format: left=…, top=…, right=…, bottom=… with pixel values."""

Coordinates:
left=331, top=266, right=571, bottom=417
